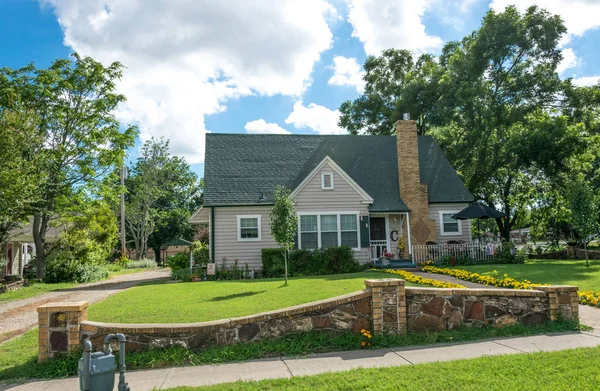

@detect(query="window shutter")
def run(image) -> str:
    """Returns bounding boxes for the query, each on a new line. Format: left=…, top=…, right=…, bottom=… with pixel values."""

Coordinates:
left=360, top=216, right=370, bottom=248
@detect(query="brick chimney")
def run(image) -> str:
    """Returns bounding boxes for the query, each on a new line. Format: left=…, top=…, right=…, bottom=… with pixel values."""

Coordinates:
left=396, top=120, right=437, bottom=257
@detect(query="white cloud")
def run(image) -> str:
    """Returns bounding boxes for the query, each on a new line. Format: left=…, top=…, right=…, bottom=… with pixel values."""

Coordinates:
left=572, top=76, right=600, bottom=87
left=328, top=56, right=365, bottom=92
left=244, top=119, right=290, bottom=135
left=41, top=0, right=335, bottom=164
left=285, top=101, right=346, bottom=135
left=346, top=0, right=443, bottom=55
left=490, top=1, right=600, bottom=46
left=557, top=48, right=578, bottom=74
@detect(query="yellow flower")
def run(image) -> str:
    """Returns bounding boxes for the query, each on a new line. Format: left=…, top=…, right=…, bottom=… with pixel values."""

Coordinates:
left=361, top=329, right=365, bottom=333
left=361, top=341, right=366, bottom=347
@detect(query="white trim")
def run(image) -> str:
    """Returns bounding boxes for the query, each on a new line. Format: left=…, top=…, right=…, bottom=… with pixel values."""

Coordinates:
left=406, top=212, right=412, bottom=255
left=236, top=215, right=262, bottom=242
left=290, top=156, right=374, bottom=203
left=439, top=210, right=462, bottom=236
left=384, top=215, right=391, bottom=252
left=297, top=211, right=361, bottom=251
left=321, top=172, right=334, bottom=190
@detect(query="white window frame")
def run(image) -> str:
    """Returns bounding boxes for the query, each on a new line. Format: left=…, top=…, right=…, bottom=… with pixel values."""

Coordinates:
left=299, top=215, right=319, bottom=250
left=439, top=211, right=462, bottom=236
left=321, top=172, right=334, bottom=190
left=297, top=211, right=361, bottom=251
left=237, top=215, right=262, bottom=242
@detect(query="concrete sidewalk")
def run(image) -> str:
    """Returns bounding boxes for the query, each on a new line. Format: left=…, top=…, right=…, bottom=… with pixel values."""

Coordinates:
left=4, top=331, right=600, bottom=391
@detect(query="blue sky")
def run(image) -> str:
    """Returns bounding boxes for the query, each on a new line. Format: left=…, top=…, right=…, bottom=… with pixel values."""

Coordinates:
left=2, top=0, right=599, bottom=178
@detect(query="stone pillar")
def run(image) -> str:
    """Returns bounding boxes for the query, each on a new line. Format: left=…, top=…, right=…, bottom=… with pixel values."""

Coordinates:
left=365, top=279, right=406, bottom=335
left=37, top=301, right=88, bottom=362
left=534, top=286, right=579, bottom=321
left=395, top=120, right=437, bottom=257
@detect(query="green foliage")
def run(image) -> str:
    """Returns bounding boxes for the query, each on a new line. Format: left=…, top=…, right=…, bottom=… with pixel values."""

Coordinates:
left=44, top=258, right=108, bottom=283
left=262, top=246, right=360, bottom=278
left=338, top=6, right=592, bottom=242
left=125, top=259, right=158, bottom=269
left=0, top=54, right=138, bottom=278
left=191, top=241, right=210, bottom=265
left=270, top=186, right=298, bottom=284
left=167, top=252, right=190, bottom=272
left=569, top=178, right=599, bottom=266
left=171, top=268, right=192, bottom=282
left=125, top=138, right=200, bottom=260
left=261, top=248, right=286, bottom=278
left=492, top=245, right=527, bottom=264
left=440, top=254, right=475, bottom=266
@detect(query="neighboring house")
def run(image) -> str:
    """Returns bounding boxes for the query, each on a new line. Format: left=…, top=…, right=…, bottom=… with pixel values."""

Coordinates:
left=191, top=120, right=474, bottom=269
left=1, top=219, right=63, bottom=277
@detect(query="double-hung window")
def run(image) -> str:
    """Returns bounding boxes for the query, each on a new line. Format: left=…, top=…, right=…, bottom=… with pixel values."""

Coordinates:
left=440, top=212, right=461, bottom=235
left=237, top=215, right=261, bottom=241
left=298, top=213, right=360, bottom=250
left=300, top=215, right=318, bottom=249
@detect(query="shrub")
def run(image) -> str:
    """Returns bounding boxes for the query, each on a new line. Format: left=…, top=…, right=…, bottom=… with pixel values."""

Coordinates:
left=493, top=244, right=526, bottom=264
left=171, top=268, right=192, bottom=282
left=126, top=259, right=157, bottom=269
left=167, top=252, right=189, bottom=271
left=191, top=241, right=210, bottom=265
left=262, top=246, right=360, bottom=278
left=44, top=258, right=108, bottom=283
left=261, top=248, right=285, bottom=278
left=440, top=254, right=474, bottom=266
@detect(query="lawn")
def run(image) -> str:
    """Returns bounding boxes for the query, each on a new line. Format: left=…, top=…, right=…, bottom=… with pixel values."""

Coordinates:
left=457, top=259, right=600, bottom=291
left=88, top=271, right=413, bottom=324
left=164, top=346, right=600, bottom=391
left=0, top=268, right=155, bottom=304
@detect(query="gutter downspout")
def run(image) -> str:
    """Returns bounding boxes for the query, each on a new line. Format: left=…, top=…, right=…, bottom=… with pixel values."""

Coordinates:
left=211, top=207, right=215, bottom=262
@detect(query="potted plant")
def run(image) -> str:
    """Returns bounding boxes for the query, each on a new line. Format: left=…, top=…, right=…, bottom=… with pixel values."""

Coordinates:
left=379, top=251, right=394, bottom=266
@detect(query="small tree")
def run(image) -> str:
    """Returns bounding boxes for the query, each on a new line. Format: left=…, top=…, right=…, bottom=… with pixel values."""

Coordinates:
left=569, top=179, right=599, bottom=267
left=270, top=186, right=298, bottom=285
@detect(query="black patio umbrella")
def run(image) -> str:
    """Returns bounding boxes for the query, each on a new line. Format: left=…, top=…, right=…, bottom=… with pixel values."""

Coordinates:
left=452, top=202, right=505, bottom=242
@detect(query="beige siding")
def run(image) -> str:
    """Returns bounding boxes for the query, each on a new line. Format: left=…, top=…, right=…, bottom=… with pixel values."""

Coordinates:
left=294, top=162, right=370, bottom=212
left=428, top=203, right=472, bottom=243
left=190, top=207, right=209, bottom=224
left=213, top=206, right=277, bottom=270
left=294, top=162, right=370, bottom=263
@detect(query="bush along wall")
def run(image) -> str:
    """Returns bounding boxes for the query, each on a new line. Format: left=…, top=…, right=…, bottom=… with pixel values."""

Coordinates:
left=262, top=246, right=363, bottom=278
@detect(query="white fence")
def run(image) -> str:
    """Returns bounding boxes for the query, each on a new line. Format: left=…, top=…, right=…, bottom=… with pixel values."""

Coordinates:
left=411, top=242, right=502, bottom=264
left=370, top=240, right=388, bottom=260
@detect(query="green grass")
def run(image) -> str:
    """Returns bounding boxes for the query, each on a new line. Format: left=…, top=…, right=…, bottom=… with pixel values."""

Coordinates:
left=88, top=271, right=414, bottom=324
left=456, top=259, right=600, bottom=291
left=0, top=321, right=583, bottom=383
left=0, top=268, right=156, bottom=304
left=164, top=345, right=600, bottom=391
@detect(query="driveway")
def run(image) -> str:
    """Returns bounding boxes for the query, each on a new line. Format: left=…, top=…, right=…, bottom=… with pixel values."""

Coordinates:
left=0, top=269, right=169, bottom=343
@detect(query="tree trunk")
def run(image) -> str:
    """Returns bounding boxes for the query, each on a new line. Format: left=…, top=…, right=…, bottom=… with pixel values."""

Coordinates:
left=284, top=248, right=288, bottom=286
left=153, top=247, right=161, bottom=265
left=32, top=213, right=49, bottom=280
left=584, top=239, right=589, bottom=268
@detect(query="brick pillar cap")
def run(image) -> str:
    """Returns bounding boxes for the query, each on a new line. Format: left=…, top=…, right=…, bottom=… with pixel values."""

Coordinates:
left=532, top=286, right=578, bottom=293
left=364, top=278, right=405, bottom=287
left=37, top=301, right=89, bottom=312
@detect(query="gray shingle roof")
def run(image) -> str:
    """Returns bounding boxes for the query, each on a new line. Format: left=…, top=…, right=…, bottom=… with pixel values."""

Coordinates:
left=203, top=133, right=473, bottom=211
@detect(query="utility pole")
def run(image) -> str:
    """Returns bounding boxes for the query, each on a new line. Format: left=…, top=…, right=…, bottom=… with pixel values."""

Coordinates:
left=120, top=164, right=127, bottom=258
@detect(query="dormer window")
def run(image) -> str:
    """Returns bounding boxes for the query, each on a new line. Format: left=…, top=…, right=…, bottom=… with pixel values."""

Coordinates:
left=321, top=172, right=334, bottom=190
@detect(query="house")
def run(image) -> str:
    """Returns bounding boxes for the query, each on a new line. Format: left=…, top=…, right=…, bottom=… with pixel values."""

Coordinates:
left=191, top=120, right=474, bottom=269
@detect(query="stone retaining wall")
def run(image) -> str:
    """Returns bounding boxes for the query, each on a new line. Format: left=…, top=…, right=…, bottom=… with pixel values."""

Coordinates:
left=81, top=290, right=373, bottom=352
left=36, top=279, right=580, bottom=361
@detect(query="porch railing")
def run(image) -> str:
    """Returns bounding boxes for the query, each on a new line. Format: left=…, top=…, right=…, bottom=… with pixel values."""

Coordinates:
left=411, top=242, right=502, bottom=264
left=370, top=240, right=388, bottom=260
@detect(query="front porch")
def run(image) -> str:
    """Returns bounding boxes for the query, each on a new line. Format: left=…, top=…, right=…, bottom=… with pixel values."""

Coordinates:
left=368, top=213, right=411, bottom=264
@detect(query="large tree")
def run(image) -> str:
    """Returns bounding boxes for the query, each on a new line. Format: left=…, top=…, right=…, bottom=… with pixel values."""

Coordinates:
left=0, top=54, right=137, bottom=278
left=338, top=6, right=589, bottom=242
left=125, top=138, right=200, bottom=260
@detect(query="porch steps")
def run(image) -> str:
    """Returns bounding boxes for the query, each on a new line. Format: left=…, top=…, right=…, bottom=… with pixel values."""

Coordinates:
left=372, top=259, right=416, bottom=270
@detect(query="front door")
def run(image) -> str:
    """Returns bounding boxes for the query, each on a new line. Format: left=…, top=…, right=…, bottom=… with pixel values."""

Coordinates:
left=369, top=217, right=387, bottom=258
left=369, top=217, right=386, bottom=240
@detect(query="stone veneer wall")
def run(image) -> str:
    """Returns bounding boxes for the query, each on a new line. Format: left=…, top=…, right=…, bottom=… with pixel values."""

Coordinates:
left=80, top=291, right=372, bottom=352
left=35, top=280, right=580, bottom=361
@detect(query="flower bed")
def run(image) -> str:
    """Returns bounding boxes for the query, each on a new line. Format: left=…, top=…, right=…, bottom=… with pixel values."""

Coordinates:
left=370, top=268, right=466, bottom=289
left=578, top=290, right=600, bottom=308
left=421, top=265, right=541, bottom=290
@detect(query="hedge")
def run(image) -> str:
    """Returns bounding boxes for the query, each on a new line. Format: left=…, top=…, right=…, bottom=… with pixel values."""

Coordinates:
left=261, top=246, right=362, bottom=277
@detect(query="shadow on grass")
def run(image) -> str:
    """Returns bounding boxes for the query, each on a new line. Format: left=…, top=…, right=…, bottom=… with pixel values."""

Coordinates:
left=52, top=276, right=170, bottom=292
left=210, top=291, right=266, bottom=301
